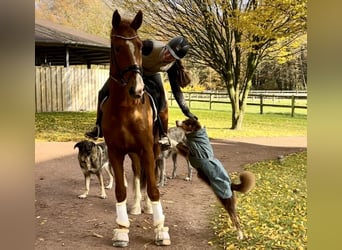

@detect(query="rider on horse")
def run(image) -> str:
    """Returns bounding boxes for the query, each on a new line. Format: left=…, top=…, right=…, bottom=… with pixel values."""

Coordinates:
left=85, top=36, right=197, bottom=147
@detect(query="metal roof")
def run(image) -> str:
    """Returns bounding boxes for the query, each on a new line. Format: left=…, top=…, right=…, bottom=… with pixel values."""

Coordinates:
left=35, top=19, right=111, bottom=67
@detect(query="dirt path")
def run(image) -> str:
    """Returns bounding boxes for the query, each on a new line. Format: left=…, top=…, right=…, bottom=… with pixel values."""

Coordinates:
left=35, top=137, right=306, bottom=249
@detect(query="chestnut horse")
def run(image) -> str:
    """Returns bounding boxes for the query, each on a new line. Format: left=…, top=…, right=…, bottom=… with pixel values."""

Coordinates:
left=101, top=10, right=170, bottom=247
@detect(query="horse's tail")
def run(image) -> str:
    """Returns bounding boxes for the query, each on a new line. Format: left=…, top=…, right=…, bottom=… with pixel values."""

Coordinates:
left=231, top=171, right=256, bottom=194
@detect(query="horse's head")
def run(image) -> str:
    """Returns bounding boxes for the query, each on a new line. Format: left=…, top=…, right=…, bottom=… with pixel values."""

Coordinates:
left=110, top=10, right=144, bottom=99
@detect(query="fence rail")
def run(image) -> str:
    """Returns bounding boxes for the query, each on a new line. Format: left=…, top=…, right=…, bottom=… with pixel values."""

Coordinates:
left=35, top=66, right=307, bottom=116
left=168, top=91, right=307, bottom=117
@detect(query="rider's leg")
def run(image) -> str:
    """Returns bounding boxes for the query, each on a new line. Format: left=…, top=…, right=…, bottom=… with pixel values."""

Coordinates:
left=158, top=108, right=170, bottom=150
left=143, top=74, right=170, bottom=149
left=85, top=78, right=110, bottom=140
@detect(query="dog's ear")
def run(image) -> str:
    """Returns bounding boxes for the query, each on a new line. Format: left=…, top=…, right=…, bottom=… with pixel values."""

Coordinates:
left=176, top=142, right=190, bottom=158
left=74, top=142, right=81, bottom=149
left=194, top=121, right=202, bottom=131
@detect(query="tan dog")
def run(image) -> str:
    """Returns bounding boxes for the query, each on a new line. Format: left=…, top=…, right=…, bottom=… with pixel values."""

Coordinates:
left=175, top=118, right=256, bottom=240
left=74, top=140, right=114, bottom=199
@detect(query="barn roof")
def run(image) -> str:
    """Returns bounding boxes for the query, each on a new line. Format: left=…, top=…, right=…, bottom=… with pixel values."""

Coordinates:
left=35, top=19, right=111, bottom=67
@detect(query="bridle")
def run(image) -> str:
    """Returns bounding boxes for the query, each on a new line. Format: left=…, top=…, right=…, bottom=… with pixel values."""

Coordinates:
left=110, top=34, right=143, bottom=86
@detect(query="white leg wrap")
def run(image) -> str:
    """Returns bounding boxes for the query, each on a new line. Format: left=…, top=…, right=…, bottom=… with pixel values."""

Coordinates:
left=152, top=201, right=165, bottom=227
left=116, top=200, right=130, bottom=228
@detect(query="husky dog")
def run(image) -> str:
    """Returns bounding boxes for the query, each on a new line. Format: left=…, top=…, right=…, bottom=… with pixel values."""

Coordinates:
left=157, top=127, right=193, bottom=187
left=74, top=140, right=114, bottom=199
left=176, top=118, right=256, bottom=240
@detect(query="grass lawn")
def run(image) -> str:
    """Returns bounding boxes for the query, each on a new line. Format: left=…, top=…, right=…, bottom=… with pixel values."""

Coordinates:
left=35, top=107, right=306, bottom=142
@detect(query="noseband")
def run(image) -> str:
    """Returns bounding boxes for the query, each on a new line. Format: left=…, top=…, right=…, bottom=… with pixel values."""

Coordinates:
left=110, top=34, right=143, bottom=85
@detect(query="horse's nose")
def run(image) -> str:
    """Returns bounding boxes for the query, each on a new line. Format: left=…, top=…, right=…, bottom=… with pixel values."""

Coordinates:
left=129, top=75, right=144, bottom=99
left=129, top=86, right=143, bottom=99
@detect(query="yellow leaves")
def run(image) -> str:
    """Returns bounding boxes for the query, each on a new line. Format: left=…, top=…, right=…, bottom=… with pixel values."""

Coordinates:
left=226, top=243, right=236, bottom=249
left=211, top=152, right=307, bottom=249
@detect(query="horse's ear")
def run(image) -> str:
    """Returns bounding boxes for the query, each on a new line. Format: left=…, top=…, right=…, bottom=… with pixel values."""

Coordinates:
left=130, top=10, right=143, bottom=31
left=112, top=9, right=121, bottom=30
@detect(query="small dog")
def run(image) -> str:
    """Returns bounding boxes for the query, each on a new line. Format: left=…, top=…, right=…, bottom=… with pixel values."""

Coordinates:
left=157, top=127, right=193, bottom=187
left=74, top=140, right=114, bottom=199
left=175, top=118, right=256, bottom=240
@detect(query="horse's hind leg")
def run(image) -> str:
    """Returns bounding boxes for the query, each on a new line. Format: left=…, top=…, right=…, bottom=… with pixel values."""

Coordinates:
left=128, top=153, right=142, bottom=215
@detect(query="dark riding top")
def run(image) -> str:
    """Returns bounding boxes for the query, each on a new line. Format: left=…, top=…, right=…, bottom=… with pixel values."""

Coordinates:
left=141, top=39, right=191, bottom=117
left=142, top=40, right=175, bottom=76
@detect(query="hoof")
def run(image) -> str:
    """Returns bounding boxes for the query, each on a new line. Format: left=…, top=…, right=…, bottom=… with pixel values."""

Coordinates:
left=155, top=227, right=171, bottom=246
left=143, top=207, right=153, bottom=214
left=113, top=241, right=129, bottom=248
left=129, top=205, right=141, bottom=215
left=100, top=194, right=107, bottom=199
left=112, top=228, right=129, bottom=247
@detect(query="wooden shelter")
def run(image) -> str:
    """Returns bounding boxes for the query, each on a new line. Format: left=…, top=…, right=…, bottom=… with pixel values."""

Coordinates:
left=35, top=19, right=110, bottom=68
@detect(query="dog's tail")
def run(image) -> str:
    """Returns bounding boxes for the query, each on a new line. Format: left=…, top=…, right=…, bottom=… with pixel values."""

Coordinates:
left=231, top=171, right=256, bottom=194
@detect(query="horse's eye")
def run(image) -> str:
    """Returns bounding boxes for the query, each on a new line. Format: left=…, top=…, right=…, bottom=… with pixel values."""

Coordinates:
left=114, top=46, right=121, bottom=54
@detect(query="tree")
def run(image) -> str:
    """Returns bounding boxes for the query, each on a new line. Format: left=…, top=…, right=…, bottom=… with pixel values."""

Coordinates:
left=35, top=0, right=114, bottom=38
left=254, top=34, right=307, bottom=90
left=125, top=0, right=307, bottom=129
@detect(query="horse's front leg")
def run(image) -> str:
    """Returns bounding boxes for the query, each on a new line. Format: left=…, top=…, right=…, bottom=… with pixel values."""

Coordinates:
left=107, top=151, right=130, bottom=247
left=143, top=148, right=171, bottom=246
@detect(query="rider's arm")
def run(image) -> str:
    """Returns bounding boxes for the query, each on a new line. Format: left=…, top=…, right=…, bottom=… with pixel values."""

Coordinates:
left=167, top=62, right=197, bottom=119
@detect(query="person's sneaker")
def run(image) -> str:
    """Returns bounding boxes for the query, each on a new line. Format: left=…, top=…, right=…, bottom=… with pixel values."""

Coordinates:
left=159, top=135, right=171, bottom=151
left=85, top=125, right=102, bottom=140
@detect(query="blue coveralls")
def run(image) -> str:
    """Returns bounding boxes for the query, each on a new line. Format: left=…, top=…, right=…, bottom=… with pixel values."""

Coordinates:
left=186, top=127, right=232, bottom=199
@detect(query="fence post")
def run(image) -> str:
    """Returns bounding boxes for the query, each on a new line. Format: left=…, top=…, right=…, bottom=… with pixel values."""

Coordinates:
left=260, top=95, right=264, bottom=114
left=291, top=95, right=295, bottom=117
left=209, top=93, right=212, bottom=110
left=170, top=93, right=173, bottom=106
left=188, top=92, right=191, bottom=108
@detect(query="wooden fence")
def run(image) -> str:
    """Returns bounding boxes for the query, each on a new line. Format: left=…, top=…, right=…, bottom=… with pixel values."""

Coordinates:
left=168, top=91, right=307, bottom=117
left=35, top=66, right=108, bottom=112
left=35, top=67, right=307, bottom=116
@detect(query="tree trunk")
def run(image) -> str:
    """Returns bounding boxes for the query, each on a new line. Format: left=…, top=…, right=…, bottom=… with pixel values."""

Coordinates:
left=231, top=109, right=244, bottom=130
left=229, top=87, right=244, bottom=130
left=229, top=76, right=253, bottom=130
